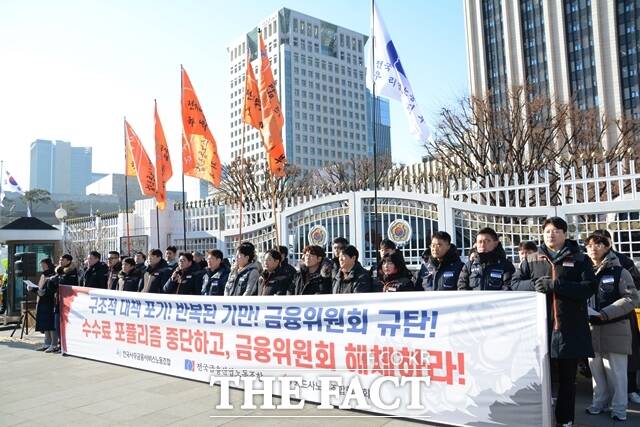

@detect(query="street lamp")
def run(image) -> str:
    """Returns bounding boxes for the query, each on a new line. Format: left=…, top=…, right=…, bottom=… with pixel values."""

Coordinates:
left=55, top=206, right=68, bottom=254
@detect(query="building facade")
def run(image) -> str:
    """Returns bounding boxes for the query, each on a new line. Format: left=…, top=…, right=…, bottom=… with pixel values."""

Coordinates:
left=227, top=8, right=384, bottom=173
left=464, top=0, right=640, bottom=144
left=29, top=139, right=93, bottom=195
left=366, top=91, right=391, bottom=159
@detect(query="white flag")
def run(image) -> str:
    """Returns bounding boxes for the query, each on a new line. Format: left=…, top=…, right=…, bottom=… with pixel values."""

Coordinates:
left=0, top=189, right=5, bottom=208
left=367, top=3, right=430, bottom=144
left=3, top=170, right=25, bottom=195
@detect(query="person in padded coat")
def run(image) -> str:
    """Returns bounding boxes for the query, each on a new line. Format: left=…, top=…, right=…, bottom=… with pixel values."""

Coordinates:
left=257, top=249, right=291, bottom=296
left=163, top=253, right=204, bottom=295
left=512, top=217, right=597, bottom=427
left=584, top=233, right=640, bottom=422
left=420, top=231, right=464, bottom=291
left=35, top=258, right=57, bottom=352
left=225, top=242, right=261, bottom=296
left=141, top=249, right=172, bottom=293
left=82, top=251, right=109, bottom=288
left=290, top=245, right=333, bottom=295
left=332, top=245, right=372, bottom=294
left=118, top=258, right=143, bottom=292
left=458, top=227, right=515, bottom=291
left=376, top=251, right=416, bottom=292
left=201, top=249, right=230, bottom=296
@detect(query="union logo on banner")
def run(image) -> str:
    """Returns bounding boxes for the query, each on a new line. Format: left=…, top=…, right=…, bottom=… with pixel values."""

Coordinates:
left=308, top=225, right=328, bottom=246
left=388, top=219, right=412, bottom=245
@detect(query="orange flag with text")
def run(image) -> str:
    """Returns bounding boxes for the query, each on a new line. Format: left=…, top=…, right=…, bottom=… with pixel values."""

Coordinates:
left=181, top=66, right=221, bottom=187
left=154, top=101, right=173, bottom=210
left=125, top=138, right=137, bottom=177
left=258, top=32, right=286, bottom=177
left=243, top=54, right=262, bottom=130
left=124, top=120, right=157, bottom=197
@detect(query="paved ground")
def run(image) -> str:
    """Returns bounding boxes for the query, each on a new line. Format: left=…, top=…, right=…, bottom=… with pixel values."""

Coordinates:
left=0, top=328, right=638, bottom=426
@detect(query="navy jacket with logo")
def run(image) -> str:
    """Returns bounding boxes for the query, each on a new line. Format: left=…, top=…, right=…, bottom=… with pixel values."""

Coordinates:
left=457, top=244, right=515, bottom=291
left=420, top=245, right=464, bottom=291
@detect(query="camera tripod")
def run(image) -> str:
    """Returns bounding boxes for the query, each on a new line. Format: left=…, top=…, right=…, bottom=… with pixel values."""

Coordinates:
left=10, top=286, right=37, bottom=339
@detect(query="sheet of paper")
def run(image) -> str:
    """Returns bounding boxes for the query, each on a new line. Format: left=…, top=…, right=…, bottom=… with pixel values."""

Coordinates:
left=23, top=280, right=39, bottom=290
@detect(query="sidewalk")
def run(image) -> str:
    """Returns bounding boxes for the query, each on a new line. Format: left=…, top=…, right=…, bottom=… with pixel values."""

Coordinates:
left=0, top=329, right=638, bottom=426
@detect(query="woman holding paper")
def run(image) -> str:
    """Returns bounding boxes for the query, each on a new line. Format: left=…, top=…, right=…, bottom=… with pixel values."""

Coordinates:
left=585, top=233, right=640, bottom=422
left=34, top=258, right=56, bottom=352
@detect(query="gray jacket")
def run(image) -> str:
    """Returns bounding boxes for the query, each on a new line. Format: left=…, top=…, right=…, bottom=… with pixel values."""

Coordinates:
left=590, top=250, right=640, bottom=355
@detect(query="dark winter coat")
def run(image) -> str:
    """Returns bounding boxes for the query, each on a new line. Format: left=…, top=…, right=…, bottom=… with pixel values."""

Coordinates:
left=163, top=263, right=204, bottom=295
left=258, top=266, right=292, bottom=296
left=332, top=262, right=372, bottom=294
left=377, top=273, right=416, bottom=292
left=290, top=260, right=333, bottom=295
left=419, top=245, right=464, bottom=291
left=142, top=259, right=172, bottom=293
left=35, top=268, right=56, bottom=332
left=457, top=243, right=515, bottom=291
left=134, top=262, right=146, bottom=276
left=118, top=269, right=143, bottom=292
left=201, top=264, right=230, bottom=296
left=43, top=266, right=78, bottom=315
left=280, top=260, right=298, bottom=287
left=82, top=261, right=109, bottom=289
left=512, top=239, right=597, bottom=359
left=107, top=262, right=122, bottom=290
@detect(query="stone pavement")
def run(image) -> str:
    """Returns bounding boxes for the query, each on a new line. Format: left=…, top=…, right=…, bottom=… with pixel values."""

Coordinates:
left=0, top=329, right=638, bottom=426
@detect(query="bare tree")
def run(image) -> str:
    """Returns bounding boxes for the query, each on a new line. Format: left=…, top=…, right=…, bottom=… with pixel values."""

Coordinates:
left=425, top=86, right=639, bottom=204
left=317, top=157, right=405, bottom=193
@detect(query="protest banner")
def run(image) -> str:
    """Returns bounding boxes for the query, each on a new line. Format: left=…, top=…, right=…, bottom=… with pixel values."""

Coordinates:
left=59, top=287, right=550, bottom=426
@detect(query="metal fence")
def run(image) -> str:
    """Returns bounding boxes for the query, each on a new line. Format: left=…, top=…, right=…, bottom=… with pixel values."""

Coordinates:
left=64, top=160, right=640, bottom=268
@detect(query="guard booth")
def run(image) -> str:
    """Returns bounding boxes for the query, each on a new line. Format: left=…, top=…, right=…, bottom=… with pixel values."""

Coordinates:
left=0, top=217, right=61, bottom=325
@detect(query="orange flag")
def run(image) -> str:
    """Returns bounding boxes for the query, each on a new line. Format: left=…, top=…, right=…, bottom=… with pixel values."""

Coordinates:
left=124, top=120, right=157, bottom=197
left=154, top=101, right=173, bottom=210
left=181, top=66, right=221, bottom=187
left=125, top=138, right=137, bottom=177
left=258, top=32, right=286, bottom=177
left=243, top=54, right=262, bottom=130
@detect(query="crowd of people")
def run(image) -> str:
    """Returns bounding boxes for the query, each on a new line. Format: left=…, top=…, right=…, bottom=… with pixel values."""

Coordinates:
left=30, top=216, right=640, bottom=426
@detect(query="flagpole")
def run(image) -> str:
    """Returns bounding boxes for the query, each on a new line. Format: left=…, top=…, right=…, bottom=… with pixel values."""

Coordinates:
left=154, top=99, right=162, bottom=251
left=123, top=117, right=132, bottom=256
left=180, top=65, right=188, bottom=253
left=371, top=0, right=380, bottom=269
left=238, top=53, right=252, bottom=244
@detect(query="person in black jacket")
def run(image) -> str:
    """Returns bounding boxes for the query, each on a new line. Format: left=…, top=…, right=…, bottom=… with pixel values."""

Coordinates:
left=163, top=252, right=204, bottom=295
left=201, top=249, right=230, bottom=296
left=512, top=217, right=597, bottom=427
left=192, top=251, right=207, bottom=271
left=458, top=227, right=515, bottom=291
left=333, top=245, right=372, bottom=294
left=134, top=252, right=147, bottom=275
left=35, top=258, right=57, bottom=352
left=376, top=252, right=416, bottom=292
left=291, top=245, right=333, bottom=295
left=420, top=231, right=464, bottom=291
left=45, top=254, right=78, bottom=353
left=118, top=258, right=143, bottom=292
left=142, top=249, right=172, bottom=293
left=258, top=250, right=291, bottom=296
left=82, top=251, right=109, bottom=289
left=165, top=246, right=178, bottom=272
left=330, top=237, right=349, bottom=279
left=106, top=251, right=122, bottom=290
left=277, top=245, right=297, bottom=286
